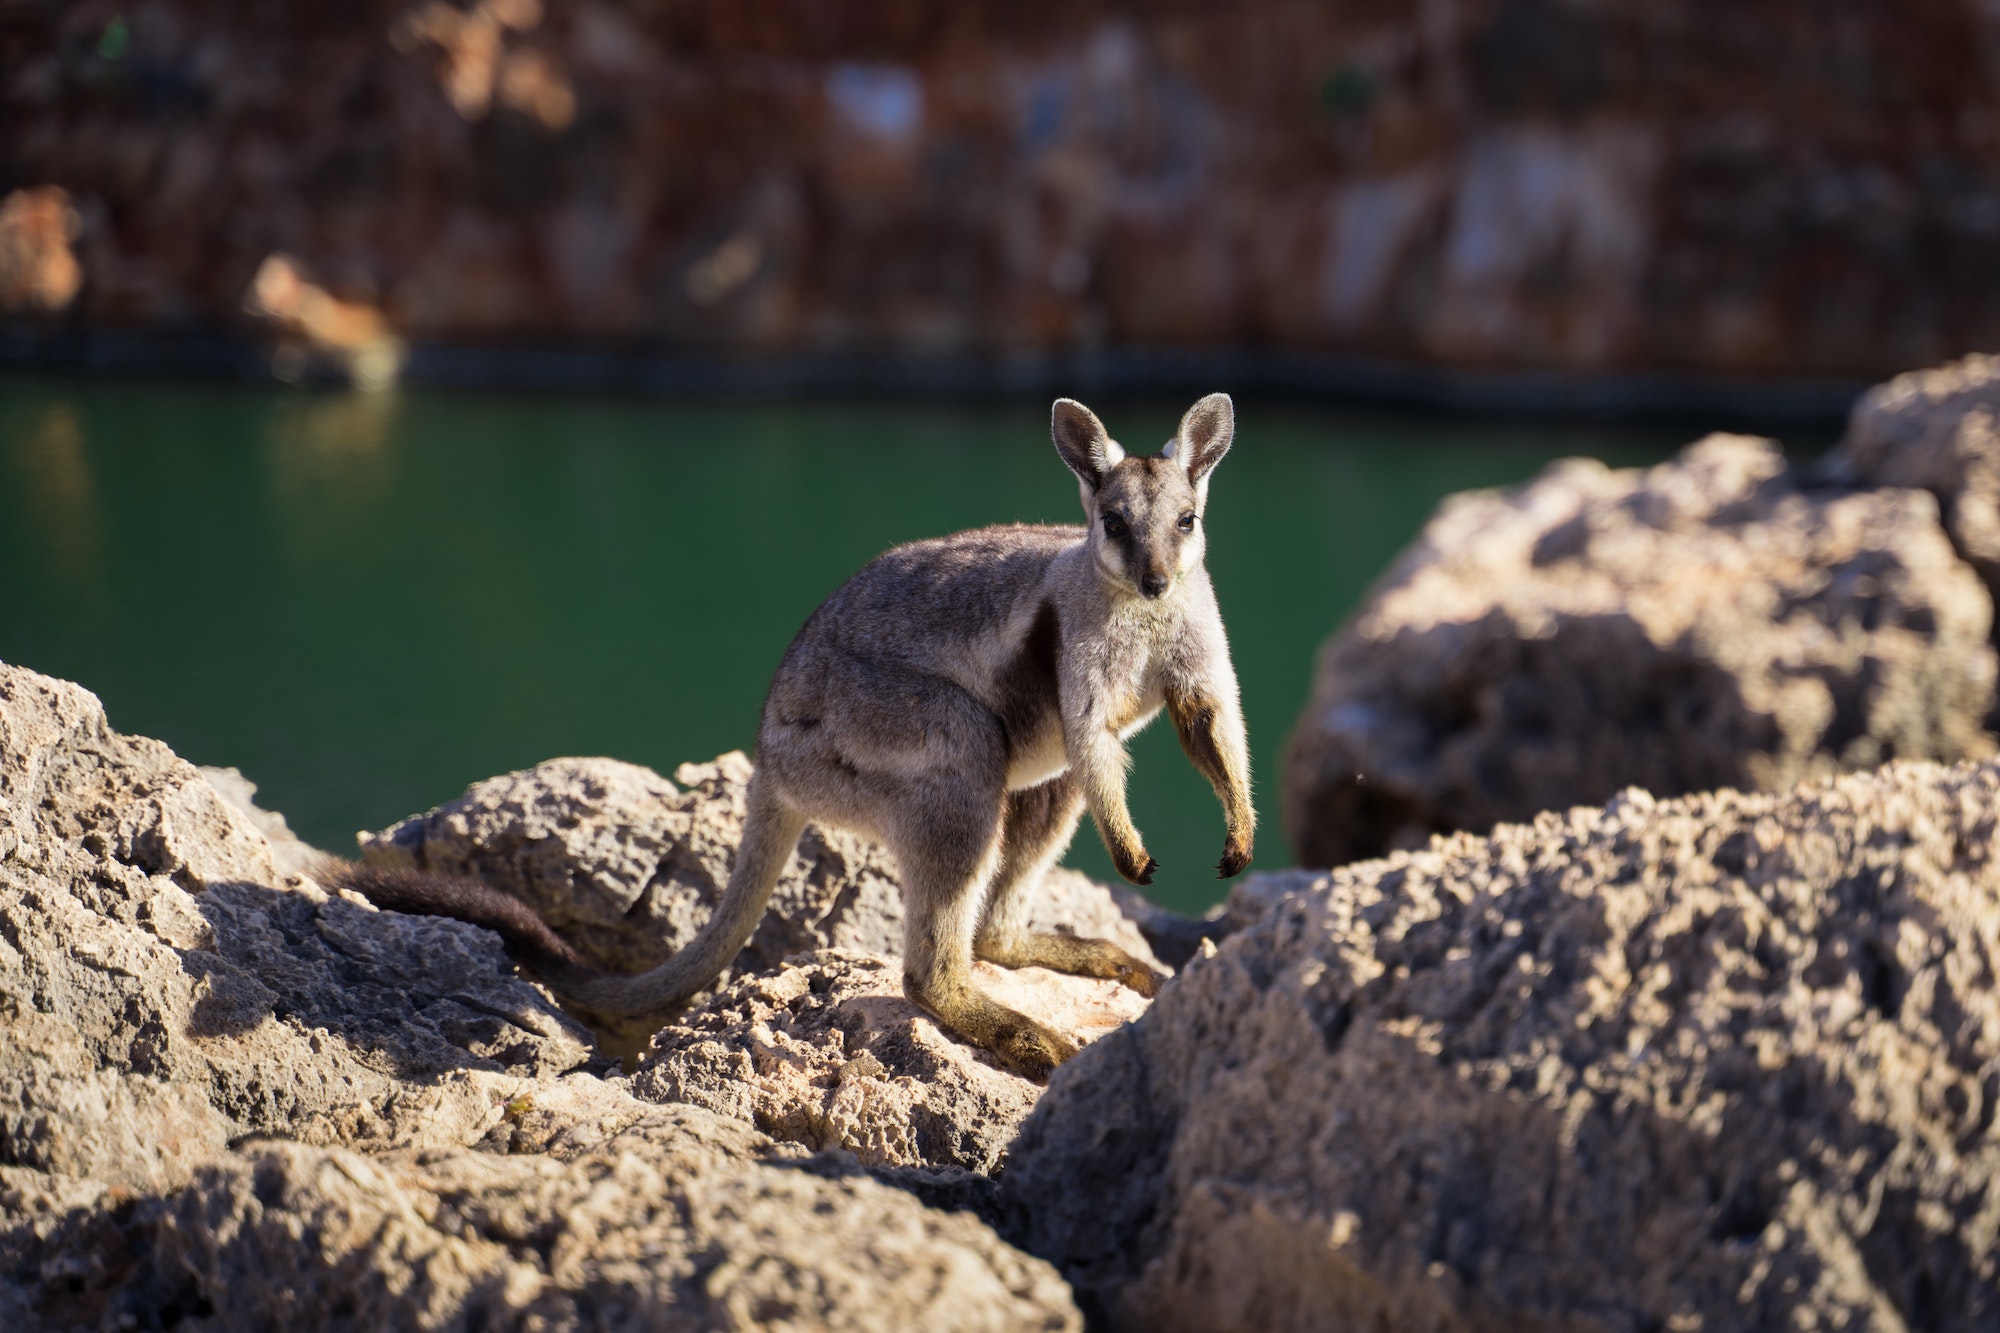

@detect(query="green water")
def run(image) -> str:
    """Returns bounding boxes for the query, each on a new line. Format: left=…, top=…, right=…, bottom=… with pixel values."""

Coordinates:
left=0, top=378, right=1682, bottom=912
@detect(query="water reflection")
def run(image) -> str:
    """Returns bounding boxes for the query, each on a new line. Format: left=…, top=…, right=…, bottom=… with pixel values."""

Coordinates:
left=263, top=389, right=403, bottom=567
left=7, top=400, right=102, bottom=597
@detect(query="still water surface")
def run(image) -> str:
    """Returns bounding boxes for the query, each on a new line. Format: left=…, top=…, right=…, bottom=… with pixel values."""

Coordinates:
left=1, top=379, right=1684, bottom=911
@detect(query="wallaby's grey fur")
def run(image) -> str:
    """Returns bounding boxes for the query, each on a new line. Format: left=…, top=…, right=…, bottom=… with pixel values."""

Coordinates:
left=332, top=393, right=1253, bottom=1079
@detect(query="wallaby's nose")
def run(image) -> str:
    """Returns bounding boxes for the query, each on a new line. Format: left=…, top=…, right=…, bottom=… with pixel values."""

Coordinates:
left=1141, top=570, right=1169, bottom=598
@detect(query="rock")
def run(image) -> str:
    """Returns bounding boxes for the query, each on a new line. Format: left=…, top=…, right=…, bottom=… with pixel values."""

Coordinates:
left=5, top=1101, right=1082, bottom=1331
left=199, top=764, right=331, bottom=881
left=1007, top=760, right=2000, bottom=1331
left=1284, top=433, right=1997, bottom=866
left=0, top=661, right=1097, bottom=1328
left=631, top=950, right=1150, bottom=1175
left=1837, top=352, right=2000, bottom=608
left=10, top=6, right=2000, bottom=380
left=0, top=185, right=81, bottom=313
left=359, top=752, right=1165, bottom=978
left=0, top=662, right=598, bottom=1191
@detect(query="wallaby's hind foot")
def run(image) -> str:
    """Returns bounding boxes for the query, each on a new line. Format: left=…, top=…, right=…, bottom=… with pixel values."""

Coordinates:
left=976, top=931, right=1165, bottom=997
left=904, top=969, right=1081, bottom=1081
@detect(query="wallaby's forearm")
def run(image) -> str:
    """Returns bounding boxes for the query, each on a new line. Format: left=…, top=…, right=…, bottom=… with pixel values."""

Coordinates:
left=1066, top=716, right=1153, bottom=885
left=1167, top=686, right=1255, bottom=876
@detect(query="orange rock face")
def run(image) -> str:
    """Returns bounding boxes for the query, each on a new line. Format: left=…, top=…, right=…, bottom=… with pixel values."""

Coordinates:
left=4, top=2, right=2000, bottom=375
left=0, top=186, right=82, bottom=312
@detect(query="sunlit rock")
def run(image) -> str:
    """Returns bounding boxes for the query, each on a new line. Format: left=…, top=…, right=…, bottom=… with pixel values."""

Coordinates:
left=1284, top=432, right=1996, bottom=866
left=1010, top=761, right=2000, bottom=1331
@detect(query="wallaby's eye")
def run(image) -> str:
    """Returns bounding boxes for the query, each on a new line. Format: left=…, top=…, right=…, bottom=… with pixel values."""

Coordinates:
left=1102, top=513, right=1128, bottom=538
left=1177, top=512, right=1196, bottom=533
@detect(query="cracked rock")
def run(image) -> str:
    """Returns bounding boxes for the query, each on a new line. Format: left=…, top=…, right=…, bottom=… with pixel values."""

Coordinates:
left=1009, top=760, right=2000, bottom=1331
left=631, top=949, right=1150, bottom=1174
left=359, top=752, right=1164, bottom=979
left=1284, top=432, right=1997, bottom=866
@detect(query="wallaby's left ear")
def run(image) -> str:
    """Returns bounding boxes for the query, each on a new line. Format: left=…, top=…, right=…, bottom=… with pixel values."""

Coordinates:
left=1173, top=392, right=1234, bottom=483
left=1052, top=397, right=1125, bottom=489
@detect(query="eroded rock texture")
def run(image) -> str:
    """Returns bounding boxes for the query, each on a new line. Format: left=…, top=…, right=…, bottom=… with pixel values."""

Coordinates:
left=359, top=751, right=1162, bottom=978
left=4, top=1095, right=1080, bottom=1332
left=0, top=663, right=1085, bottom=1330
left=0, top=664, right=597, bottom=1193
left=1284, top=433, right=1997, bottom=866
left=10, top=4, right=2000, bottom=379
left=1009, top=761, right=2000, bottom=1332
left=1838, top=351, right=2000, bottom=609
left=632, top=950, right=1149, bottom=1176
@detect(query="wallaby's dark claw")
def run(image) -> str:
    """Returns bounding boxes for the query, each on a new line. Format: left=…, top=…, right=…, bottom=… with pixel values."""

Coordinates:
left=1135, top=856, right=1159, bottom=886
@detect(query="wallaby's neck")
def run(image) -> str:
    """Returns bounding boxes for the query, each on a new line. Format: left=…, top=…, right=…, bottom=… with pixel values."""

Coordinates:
left=1047, top=541, right=1199, bottom=634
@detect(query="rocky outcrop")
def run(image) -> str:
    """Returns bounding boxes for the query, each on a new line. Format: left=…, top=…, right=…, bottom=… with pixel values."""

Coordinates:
left=359, top=751, right=1163, bottom=980
left=0, top=665, right=600, bottom=1194
left=1008, top=760, right=2000, bottom=1331
left=7, top=3, right=1999, bottom=379
left=0, top=662, right=1087, bottom=1328
left=1836, top=351, right=2000, bottom=612
left=631, top=950, right=1150, bottom=1176
left=1284, top=432, right=1997, bottom=866
left=5, top=1097, right=1081, bottom=1331
left=199, top=763, right=332, bottom=881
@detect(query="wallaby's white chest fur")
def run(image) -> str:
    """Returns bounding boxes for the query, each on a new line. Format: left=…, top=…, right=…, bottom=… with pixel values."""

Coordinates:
left=994, top=551, right=1182, bottom=791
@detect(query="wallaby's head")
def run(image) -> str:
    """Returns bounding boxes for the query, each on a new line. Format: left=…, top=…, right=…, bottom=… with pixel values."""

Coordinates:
left=1051, top=393, right=1234, bottom=601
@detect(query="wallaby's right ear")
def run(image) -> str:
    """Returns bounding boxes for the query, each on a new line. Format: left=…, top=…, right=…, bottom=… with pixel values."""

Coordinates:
left=1051, top=398, right=1124, bottom=490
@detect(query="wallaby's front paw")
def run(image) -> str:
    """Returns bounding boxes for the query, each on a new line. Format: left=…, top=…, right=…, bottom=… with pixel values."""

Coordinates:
left=1216, top=835, right=1252, bottom=879
left=998, top=1024, right=1081, bottom=1082
left=1114, top=851, right=1159, bottom=886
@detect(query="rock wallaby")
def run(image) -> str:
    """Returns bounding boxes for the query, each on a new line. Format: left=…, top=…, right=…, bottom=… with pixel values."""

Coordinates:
left=333, top=394, right=1254, bottom=1078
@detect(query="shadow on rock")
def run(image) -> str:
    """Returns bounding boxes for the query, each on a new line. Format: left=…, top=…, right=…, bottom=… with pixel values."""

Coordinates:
left=1008, top=762, right=2000, bottom=1331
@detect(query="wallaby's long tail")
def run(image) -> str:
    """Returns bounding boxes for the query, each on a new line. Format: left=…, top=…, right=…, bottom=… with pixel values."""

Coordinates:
left=320, top=778, right=806, bottom=1030
left=564, top=779, right=807, bottom=1023
left=323, top=860, right=595, bottom=977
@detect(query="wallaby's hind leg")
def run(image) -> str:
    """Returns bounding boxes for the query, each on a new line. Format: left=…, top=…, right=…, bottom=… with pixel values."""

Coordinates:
left=974, top=776, right=1165, bottom=997
left=888, top=777, right=1080, bottom=1081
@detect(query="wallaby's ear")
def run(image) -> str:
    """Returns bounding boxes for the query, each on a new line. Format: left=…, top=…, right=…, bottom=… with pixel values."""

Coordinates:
left=1173, top=392, right=1234, bottom=484
left=1051, top=398, right=1124, bottom=490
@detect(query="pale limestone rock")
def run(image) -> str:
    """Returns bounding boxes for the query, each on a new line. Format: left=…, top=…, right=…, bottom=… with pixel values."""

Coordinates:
left=631, top=949, right=1150, bottom=1174
left=360, top=752, right=1165, bottom=976
left=7, top=1103, right=1081, bottom=1331
left=1838, top=351, right=2000, bottom=603
left=199, top=764, right=328, bottom=881
left=0, top=662, right=1092, bottom=1329
left=1010, top=760, right=2000, bottom=1331
left=0, top=662, right=600, bottom=1192
left=1285, top=433, right=1996, bottom=865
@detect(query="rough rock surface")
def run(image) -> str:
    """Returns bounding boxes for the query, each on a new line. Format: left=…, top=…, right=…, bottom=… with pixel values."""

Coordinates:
left=5, top=1098, right=1081, bottom=1332
left=360, top=752, right=1163, bottom=978
left=632, top=950, right=1150, bottom=1175
left=1009, top=760, right=2000, bottom=1331
left=0, top=663, right=1087, bottom=1329
left=0, top=664, right=599, bottom=1193
left=1284, top=432, right=1997, bottom=866
left=199, top=763, right=331, bottom=882
left=1838, top=351, right=2000, bottom=609
left=11, top=4, right=2000, bottom=380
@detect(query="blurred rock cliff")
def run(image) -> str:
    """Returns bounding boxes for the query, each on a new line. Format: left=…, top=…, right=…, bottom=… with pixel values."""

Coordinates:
left=5, top=0, right=2000, bottom=377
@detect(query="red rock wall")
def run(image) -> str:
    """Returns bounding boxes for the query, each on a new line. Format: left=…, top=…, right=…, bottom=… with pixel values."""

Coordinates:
left=5, top=0, right=1999, bottom=376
